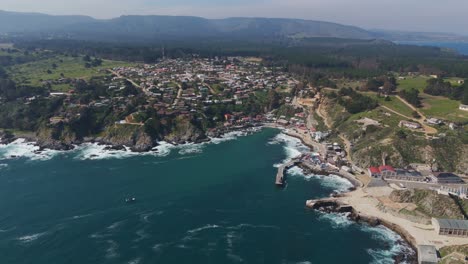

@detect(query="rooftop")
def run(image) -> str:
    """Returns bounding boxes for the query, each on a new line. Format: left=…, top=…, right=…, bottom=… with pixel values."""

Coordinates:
left=418, top=245, right=438, bottom=263
left=436, top=218, right=468, bottom=230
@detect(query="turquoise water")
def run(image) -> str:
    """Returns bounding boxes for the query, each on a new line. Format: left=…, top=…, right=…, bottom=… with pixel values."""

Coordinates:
left=0, top=129, right=412, bottom=264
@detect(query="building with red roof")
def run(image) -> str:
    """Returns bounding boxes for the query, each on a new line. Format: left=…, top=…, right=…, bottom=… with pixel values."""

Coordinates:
left=368, top=167, right=381, bottom=178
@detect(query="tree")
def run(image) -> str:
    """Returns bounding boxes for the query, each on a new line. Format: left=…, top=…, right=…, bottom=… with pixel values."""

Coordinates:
left=382, top=80, right=396, bottom=94
left=462, top=83, right=468, bottom=105
left=267, top=90, right=280, bottom=111
left=399, top=88, right=421, bottom=108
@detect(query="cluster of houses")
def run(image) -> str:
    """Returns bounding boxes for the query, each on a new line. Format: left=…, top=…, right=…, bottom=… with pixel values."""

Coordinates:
left=111, top=57, right=299, bottom=117
left=367, top=164, right=465, bottom=184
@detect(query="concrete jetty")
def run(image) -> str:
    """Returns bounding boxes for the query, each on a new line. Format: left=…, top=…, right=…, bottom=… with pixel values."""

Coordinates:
left=275, top=156, right=302, bottom=186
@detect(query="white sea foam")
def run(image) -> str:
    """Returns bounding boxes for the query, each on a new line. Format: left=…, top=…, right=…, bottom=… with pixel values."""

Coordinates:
left=0, top=139, right=61, bottom=161
left=71, top=213, right=93, bottom=220
left=318, top=212, right=353, bottom=229
left=152, top=243, right=165, bottom=252
left=177, top=143, right=204, bottom=155
left=0, top=128, right=261, bottom=161
left=139, top=211, right=156, bottom=223
left=363, top=225, right=414, bottom=264
left=227, top=253, right=244, bottom=263
left=227, top=223, right=280, bottom=230
left=106, top=220, right=125, bottom=230
left=287, top=166, right=353, bottom=193
left=0, top=227, right=15, bottom=233
left=17, top=231, right=48, bottom=243
left=128, top=258, right=142, bottom=264
left=210, top=130, right=247, bottom=144
left=187, top=224, right=220, bottom=234
left=105, top=240, right=119, bottom=259
left=134, top=229, right=149, bottom=243
left=269, top=133, right=309, bottom=167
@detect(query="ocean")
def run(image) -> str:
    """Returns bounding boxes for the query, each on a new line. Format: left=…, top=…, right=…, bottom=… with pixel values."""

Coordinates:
left=0, top=128, right=413, bottom=264
left=397, top=41, right=468, bottom=55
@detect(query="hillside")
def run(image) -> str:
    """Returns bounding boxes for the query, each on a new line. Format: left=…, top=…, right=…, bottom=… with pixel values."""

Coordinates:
left=0, top=11, right=374, bottom=41
left=390, top=189, right=467, bottom=220
left=0, top=10, right=94, bottom=33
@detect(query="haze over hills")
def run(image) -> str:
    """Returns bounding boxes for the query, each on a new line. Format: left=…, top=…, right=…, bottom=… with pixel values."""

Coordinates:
left=0, top=10, right=467, bottom=43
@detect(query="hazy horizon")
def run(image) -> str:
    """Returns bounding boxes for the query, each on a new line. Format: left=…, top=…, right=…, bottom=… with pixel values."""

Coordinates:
left=1, top=0, right=468, bottom=35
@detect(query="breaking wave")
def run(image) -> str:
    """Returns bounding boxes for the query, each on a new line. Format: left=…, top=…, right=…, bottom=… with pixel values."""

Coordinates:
left=17, top=231, right=48, bottom=243
left=269, top=132, right=309, bottom=167
left=318, top=212, right=353, bottom=229
left=187, top=224, right=220, bottom=234
left=0, top=139, right=61, bottom=161
left=287, top=166, right=353, bottom=193
left=0, top=129, right=263, bottom=161
left=364, top=225, right=414, bottom=264
left=318, top=212, right=414, bottom=263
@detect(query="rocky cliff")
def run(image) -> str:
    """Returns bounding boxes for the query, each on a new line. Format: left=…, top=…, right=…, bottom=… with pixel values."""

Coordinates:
left=101, top=124, right=155, bottom=152
left=163, top=116, right=207, bottom=144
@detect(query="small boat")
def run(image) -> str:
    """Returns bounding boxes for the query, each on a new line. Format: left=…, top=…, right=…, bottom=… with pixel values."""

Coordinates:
left=125, top=197, right=136, bottom=203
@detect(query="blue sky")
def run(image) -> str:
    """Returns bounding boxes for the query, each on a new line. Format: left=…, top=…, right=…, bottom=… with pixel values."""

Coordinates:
left=1, top=0, right=468, bottom=34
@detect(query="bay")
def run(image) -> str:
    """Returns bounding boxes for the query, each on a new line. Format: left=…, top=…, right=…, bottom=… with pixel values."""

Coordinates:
left=0, top=129, right=411, bottom=264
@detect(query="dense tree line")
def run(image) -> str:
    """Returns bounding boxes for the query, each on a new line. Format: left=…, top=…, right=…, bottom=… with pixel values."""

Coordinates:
left=399, top=88, right=421, bottom=107
left=362, top=76, right=397, bottom=94
left=424, top=78, right=468, bottom=103
left=332, top=87, right=378, bottom=114
left=13, top=38, right=468, bottom=79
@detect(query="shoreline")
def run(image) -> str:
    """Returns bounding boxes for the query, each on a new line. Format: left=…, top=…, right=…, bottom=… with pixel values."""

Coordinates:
left=276, top=125, right=421, bottom=261
left=2, top=124, right=464, bottom=260
left=0, top=125, right=264, bottom=157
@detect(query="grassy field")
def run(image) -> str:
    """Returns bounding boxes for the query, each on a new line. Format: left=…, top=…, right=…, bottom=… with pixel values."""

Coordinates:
left=420, top=94, right=468, bottom=122
left=444, top=77, right=465, bottom=87
left=364, top=92, right=415, bottom=117
left=397, top=76, right=468, bottom=122
left=397, top=76, right=431, bottom=92
left=334, top=79, right=364, bottom=89
left=8, top=55, right=136, bottom=90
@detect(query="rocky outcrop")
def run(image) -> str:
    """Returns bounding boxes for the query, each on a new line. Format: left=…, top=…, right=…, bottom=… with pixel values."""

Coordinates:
left=36, top=124, right=77, bottom=151
left=0, top=130, right=16, bottom=145
left=101, top=125, right=156, bottom=152
left=164, top=116, right=207, bottom=144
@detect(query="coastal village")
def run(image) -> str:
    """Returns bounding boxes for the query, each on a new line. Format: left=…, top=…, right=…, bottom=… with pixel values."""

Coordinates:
left=269, top=87, right=468, bottom=263
left=108, top=56, right=297, bottom=126
left=2, top=52, right=468, bottom=263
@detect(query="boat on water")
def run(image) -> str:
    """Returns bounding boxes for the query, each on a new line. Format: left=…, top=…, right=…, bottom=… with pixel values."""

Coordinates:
left=125, top=197, right=136, bottom=203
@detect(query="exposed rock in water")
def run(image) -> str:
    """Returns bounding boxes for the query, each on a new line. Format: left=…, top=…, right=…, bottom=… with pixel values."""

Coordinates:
left=0, top=130, right=16, bottom=145
left=103, top=145, right=126, bottom=151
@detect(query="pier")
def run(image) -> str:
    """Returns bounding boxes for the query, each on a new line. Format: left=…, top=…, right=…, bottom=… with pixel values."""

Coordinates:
left=275, top=156, right=302, bottom=186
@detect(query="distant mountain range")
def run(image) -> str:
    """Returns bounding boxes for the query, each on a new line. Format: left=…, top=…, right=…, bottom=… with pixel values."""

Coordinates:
left=1, top=10, right=467, bottom=43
